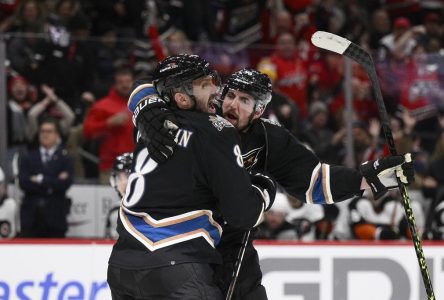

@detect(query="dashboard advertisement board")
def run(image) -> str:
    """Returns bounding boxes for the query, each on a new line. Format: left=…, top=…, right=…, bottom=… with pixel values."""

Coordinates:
left=0, top=241, right=442, bottom=300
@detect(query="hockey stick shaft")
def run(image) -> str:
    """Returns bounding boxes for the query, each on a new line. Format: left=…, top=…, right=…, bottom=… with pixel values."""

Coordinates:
left=312, top=31, right=435, bottom=300
left=225, top=230, right=250, bottom=300
left=369, top=70, right=435, bottom=300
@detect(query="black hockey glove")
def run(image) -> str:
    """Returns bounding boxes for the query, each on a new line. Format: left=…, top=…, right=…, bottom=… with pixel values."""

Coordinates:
left=250, top=172, right=277, bottom=211
left=132, top=90, right=179, bottom=163
left=360, top=153, right=414, bottom=200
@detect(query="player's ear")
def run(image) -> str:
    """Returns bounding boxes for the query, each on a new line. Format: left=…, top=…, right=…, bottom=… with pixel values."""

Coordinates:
left=174, top=93, right=191, bottom=109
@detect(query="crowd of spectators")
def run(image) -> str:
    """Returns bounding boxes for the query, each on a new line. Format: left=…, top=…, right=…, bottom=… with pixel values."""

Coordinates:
left=2, top=0, right=444, bottom=240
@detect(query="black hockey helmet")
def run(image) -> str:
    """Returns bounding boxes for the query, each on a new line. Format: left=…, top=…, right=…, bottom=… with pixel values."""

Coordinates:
left=152, top=54, right=219, bottom=102
left=112, top=152, right=133, bottom=174
left=110, top=152, right=133, bottom=196
left=221, top=68, right=272, bottom=112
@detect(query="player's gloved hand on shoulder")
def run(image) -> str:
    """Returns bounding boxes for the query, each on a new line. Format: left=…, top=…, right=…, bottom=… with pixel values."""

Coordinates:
left=129, top=84, right=180, bottom=163
left=360, top=153, right=414, bottom=199
left=250, top=172, right=277, bottom=211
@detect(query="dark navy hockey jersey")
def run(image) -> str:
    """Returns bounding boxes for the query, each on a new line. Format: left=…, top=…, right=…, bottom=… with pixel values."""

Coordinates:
left=241, top=119, right=363, bottom=203
left=219, top=119, right=364, bottom=249
left=109, top=110, right=267, bottom=269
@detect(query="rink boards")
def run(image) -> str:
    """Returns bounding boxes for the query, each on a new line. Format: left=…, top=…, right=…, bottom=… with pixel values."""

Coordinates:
left=0, top=240, right=442, bottom=300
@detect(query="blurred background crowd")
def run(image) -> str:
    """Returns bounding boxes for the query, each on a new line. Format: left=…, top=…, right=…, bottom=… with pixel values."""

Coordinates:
left=1, top=0, right=444, bottom=241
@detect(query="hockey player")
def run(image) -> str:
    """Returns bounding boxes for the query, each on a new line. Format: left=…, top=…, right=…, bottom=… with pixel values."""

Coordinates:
left=109, top=152, right=133, bottom=199
left=215, top=69, right=413, bottom=299
left=108, top=55, right=277, bottom=300
left=131, top=67, right=415, bottom=299
left=106, top=152, right=133, bottom=239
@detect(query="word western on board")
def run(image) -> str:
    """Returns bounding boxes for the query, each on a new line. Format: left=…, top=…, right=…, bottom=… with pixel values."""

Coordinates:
left=0, top=273, right=108, bottom=300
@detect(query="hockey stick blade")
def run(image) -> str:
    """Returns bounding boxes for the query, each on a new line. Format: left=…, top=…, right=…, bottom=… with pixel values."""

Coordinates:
left=311, top=31, right=350, bottom=54
left=311, top=31, right=374, bottom=74
left=311, top=31, right=436, bottom=300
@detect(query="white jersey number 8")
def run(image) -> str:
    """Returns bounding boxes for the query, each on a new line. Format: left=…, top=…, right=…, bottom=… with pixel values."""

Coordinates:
left=122, top=148, right=158, bottom=207
left=234, top=145, right=244, bottom=168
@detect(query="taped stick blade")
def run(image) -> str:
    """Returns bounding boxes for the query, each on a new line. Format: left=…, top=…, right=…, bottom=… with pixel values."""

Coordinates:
left=311, top=31, right=351, bottom=55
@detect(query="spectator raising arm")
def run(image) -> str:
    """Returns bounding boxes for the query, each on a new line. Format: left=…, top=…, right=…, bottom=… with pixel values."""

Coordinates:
left=27, top=85, right=75, bottom=140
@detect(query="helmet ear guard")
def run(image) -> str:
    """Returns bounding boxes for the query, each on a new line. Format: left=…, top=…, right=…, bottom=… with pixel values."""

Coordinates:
left=254, top=93, right=272, bottom=113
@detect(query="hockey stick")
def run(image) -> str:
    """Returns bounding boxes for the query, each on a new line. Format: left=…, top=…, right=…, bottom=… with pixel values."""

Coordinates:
left=311, top=31, right=435, bottom=300
left=225, top=122, right=270, bottom=300
left=225, top=230, right=251, bottom=300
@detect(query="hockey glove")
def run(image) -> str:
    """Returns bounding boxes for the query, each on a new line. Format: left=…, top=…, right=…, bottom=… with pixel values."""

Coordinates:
left=250, top=172, right=277, bottom=211
left=130, top=85, right=180, bottom=163
left=360, top=153, right=414, bottom=200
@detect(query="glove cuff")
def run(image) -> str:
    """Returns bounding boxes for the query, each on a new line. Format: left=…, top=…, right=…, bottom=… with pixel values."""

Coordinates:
left=250, top=172, right=276, bottom=210
left=359, top=163, right=388, bottom=199
left=128, top=84, right=157, bottom=113
left=252, top=185, right=271, bottom=210
left=368, top=177, right=388, bottom=199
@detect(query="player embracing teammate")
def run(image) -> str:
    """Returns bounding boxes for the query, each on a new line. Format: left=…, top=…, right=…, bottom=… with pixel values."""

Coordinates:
left=107, top=55, right=277, bottom=300
left=113, top=54, right=415, bottom=300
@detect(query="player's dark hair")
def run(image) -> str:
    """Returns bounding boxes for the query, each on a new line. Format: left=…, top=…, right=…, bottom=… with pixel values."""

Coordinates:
left=38, top=116, right=62, bottom=136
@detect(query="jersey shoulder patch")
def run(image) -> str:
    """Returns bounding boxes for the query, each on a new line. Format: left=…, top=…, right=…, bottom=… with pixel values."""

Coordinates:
left=260, top=117, right=281, bottom=127
left=209, top=115, right=234, bottom=131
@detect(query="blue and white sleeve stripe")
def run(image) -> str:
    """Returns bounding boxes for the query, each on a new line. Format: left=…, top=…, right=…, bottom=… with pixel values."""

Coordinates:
left=305, top=163, right=334, bottom=204
left=127, top=83, right=157, bottom=113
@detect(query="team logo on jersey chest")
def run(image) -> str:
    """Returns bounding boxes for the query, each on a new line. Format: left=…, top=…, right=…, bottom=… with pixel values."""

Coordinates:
left=209, top=115, right=234, bottom=131
left=242, top=146, right=263, bottom=170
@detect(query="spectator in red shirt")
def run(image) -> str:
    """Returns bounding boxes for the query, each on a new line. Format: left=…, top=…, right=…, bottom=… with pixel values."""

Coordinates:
left=266, top=32, right=311, bottom=119
left=83, top=68, right=135, bottom=184
left=329, top=77, right=379, bottom=124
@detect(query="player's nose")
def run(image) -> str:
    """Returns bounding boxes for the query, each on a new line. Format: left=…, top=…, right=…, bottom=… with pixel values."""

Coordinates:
left=229, top=97, right=240, bottom=109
